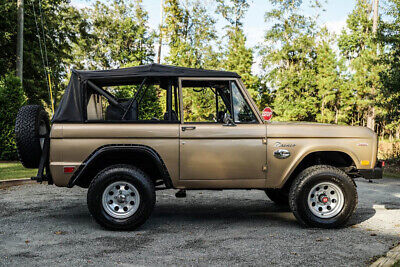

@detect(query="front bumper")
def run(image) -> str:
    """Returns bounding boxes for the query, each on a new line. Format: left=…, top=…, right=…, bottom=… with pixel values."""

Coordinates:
left=358, top=160, right=384, bottom=179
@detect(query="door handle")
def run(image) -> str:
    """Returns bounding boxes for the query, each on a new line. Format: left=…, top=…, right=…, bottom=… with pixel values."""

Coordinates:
left=182, top=126, right=196, bottom=131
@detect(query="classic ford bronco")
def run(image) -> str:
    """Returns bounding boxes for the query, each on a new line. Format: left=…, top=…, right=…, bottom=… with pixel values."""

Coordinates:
left=15, top=64, right=383, bottom=230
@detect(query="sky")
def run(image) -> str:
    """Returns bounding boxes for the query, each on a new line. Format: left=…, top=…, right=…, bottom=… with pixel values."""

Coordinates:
left=70, top=0, right=357, bottom=73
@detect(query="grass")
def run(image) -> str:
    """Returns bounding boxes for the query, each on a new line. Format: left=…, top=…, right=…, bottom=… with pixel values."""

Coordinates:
left=0, top=162, right=37, bottom=181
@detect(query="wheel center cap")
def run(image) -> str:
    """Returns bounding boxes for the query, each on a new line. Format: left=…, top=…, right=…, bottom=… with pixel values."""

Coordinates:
left=320, top=196, right=329, bottom=204
left=117, top=194, right=126, bottom=203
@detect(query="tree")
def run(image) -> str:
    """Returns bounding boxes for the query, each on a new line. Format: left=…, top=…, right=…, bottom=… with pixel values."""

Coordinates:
left=163, top=0, right=220, bottom=121
left=0, top=74, right=25, bottom=160
left=260, top=0, right=319, bottom=121
left=71, top=0, right=155, bottom=70
left=0, top=0, right=82, bottom=107
left=69, top=0, right=161, bottom=118
left=379, top=0, right=400, bottom=139
left=338, top=0, right=385, bottom=129
left=314, top=28, right=352, bottom=124
left=216, top=0, right=261, bottom=106
left=163, top=0, right=219, bottom=68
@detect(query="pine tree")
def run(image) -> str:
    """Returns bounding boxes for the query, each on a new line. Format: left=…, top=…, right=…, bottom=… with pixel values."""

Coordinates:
left=163, top=0, right=220, bottom=121
left=216, top=0, right=261, bottom=106
left=163, top=0, right=219, bottom=69
left=260, top=0, right=319, bottom=121
left=315, top=28, right=350, bottom=124
left=379, top=0, right=400, bottom=138
left=71, top=0, right=155, bottom=70
left=338, top=0, right=385, bottom=129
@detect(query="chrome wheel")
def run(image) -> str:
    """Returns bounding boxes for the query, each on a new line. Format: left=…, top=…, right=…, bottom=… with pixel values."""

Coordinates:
left=307, top=182, right=344, bottom=219
left=102, top=181, right=140, bottom=219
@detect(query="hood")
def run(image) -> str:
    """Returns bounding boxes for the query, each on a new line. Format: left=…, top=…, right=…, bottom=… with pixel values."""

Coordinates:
left=266, top=122, right=376, bottom=139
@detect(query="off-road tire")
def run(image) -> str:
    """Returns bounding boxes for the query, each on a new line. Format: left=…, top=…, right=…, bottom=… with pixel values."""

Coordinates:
left=289, top=165, right=357, bottom=228
left=87, top=164, right=156, bottom=231
left=15, top=105, right=50, bottom=168
left=264, top=188, right=289, bottom=206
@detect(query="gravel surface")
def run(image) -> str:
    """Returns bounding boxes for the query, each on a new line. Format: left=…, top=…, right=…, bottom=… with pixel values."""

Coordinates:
left=0, top=178, right=399, bottom=266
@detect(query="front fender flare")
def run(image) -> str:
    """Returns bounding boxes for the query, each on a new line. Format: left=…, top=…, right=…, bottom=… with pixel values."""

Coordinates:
left=277, top=147, right=360, bottom=188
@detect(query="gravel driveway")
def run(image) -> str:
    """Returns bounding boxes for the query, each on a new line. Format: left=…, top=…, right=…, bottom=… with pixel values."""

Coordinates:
left=0, top=178, right=399, bottom=266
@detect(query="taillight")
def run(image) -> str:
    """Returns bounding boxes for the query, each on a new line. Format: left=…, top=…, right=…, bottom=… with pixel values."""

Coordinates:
left=64, top=166, right=75, bottom=173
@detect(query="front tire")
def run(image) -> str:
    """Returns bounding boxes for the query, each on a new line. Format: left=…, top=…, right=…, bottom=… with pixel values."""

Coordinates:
left=87, top=164, right=155, bottom=230
left=289, top=165, right=357, bottom=228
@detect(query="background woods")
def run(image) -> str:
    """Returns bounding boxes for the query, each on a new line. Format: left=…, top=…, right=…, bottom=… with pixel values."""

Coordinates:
left=1, top=0, right=400, bottom=160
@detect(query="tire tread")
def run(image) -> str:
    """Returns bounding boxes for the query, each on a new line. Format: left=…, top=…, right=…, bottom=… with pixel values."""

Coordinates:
left=289, top=165, right=358, bottom=228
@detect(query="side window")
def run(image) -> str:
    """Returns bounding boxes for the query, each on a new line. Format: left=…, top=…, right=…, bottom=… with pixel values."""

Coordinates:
left=231, top=81, right=257, bottom=123
left=85, top=80, right=178, bottom=122
left=181, top=80, right=232, bottom=123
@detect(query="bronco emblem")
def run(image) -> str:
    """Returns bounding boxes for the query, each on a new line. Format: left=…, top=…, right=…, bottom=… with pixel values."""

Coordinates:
left=274, top=142, right=296, bottom=148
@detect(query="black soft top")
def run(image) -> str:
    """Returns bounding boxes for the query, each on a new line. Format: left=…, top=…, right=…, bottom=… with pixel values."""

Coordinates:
left=52, top=64, right=240, bottom=122
left=74, top=63, right=240, bottom=86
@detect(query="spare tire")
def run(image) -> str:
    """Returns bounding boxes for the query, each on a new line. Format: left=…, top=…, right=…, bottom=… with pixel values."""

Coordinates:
left=15, top=105, right=50, bottom=168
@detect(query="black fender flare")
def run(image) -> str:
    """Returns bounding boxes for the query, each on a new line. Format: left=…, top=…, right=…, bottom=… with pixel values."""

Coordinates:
left=67, top=144, right=173, bottom=188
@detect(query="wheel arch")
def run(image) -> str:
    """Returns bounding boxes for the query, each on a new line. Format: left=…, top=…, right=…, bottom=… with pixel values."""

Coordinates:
left=278, top=149, right=358, bottom=190
left=67, top=144, right=173, bottom=188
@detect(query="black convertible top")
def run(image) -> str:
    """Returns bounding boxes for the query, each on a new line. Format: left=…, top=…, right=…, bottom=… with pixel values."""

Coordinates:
left=74, top=63, right=240, bottom=86
left=52, top=64, right=240, bottom=122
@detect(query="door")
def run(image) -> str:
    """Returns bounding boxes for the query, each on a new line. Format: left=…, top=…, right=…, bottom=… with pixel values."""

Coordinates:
left=179, top=78, right=266, bottom=183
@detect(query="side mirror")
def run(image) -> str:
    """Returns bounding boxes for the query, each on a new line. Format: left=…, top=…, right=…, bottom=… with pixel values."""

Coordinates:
left=223, top=113, right=236, bottom=126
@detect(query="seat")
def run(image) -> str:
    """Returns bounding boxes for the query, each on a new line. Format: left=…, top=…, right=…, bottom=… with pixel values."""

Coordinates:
left=106, top=100, right=138, bottom=121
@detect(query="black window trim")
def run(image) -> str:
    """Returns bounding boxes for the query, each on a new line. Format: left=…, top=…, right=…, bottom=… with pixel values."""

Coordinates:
left=83, top=78, right=180, bottom=123
left=178, top=77, right=260, bottom=124
left=230, top=80, right=259, bottom=124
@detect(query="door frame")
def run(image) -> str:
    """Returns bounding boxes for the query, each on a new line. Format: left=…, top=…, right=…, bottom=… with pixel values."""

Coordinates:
left=178, top=77, right=264, bottom=125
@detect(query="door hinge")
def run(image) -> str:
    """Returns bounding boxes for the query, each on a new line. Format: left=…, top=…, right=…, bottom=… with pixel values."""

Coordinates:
left=262, top=138, right=267, bottom=144
left=262, top=165, right=267, bottom=172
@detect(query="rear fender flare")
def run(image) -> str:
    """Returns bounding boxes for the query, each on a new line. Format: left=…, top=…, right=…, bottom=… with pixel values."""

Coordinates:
left=67, top=144, right=172, bottom=188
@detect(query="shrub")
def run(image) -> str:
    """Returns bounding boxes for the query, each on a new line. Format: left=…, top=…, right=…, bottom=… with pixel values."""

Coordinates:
left=0, top=73, right=25, bottom=160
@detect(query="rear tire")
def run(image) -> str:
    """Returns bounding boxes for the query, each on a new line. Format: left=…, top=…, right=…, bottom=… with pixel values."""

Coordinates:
left=264, top=188, right=289, bottom=206
left=15, top=105, right=50, bottom=168
left=289, top=165, right=357, bottom=228
left=87, top=164, right=155, bottom=230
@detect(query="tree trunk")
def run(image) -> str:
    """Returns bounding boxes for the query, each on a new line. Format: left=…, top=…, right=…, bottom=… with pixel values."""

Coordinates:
left=367, top=0, right=379, bottom=131
left=16, top=0, right=24, bottom=85
left=334, top=106, right=338, bottom=124
left=157, top=0, right=164, bottom=64
left=372, top=0, right=379, bottom=34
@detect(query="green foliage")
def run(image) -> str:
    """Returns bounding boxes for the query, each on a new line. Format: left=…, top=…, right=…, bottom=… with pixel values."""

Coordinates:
left=217, top=0, right=261, bottom=105
left=378, top=0, right=400, bottom=138
left=260, top=0, right=320, bottom=121
left=3, top=0, right=400, bottom=162
left=71, top=0, right=155, bottom=69
left=259, top=0, right=399, bottom=136
left=338, top=0, right=386, bottom=128
left=314, top=28, right=352, bottom=124
left=0, top=73, right=25, bottom=160
left=1, top=0, right=82, bottom=107
left=72, top=0, right=161, bottom=120
left=163, top=0, right=220, bottom=120
left=163, top=0, right=220, bottom=69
